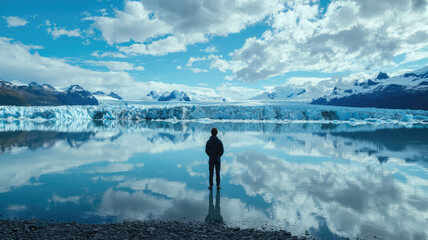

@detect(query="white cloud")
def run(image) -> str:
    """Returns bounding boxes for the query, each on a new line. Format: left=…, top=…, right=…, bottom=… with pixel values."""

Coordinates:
left=48, top=27, right=82, bottom=39
left=8, top=204, right=27, bottom=211
left=89, top=163, right=144, bottom=173
left=118, top=36, right=186, bottom=56
left=4, top=16, right=28, bottom=27
left=96, top=189, right=175, bottom=220
left=94, top=175, right=126, bottom=182
left=0, top=37, right=226, bottom=100
left=209, top=0, right=428, bottom=82
left=285, top=77, right=330, bottom=86
left=87, top=1, right=171, bottom=45
left=403, top=51, right=428, bottom=63
left=91, top=51, right=127, bottom=58
left=186, top=161, right=206, bottom=177
left=85, top=60, right=145, bottom=71
left=202, top=45, right=218, bottom=53
left=186, top=56, right=207, bottom=67
left=176, top=65, right=182, bottom=70
left=216, top=83, right=263, bottom=100
left=390, top=68, right=416, bottom=76
left=189, top=67, right=208, bottom=73
left=87, top=0, right=285, bottom=56
left=184, top=56, right=210, bottom=73
left=119, top=178, right=205, bottom=200
left=185, top=55, right=242, bottom=74
left=50, top=194, right=81, bottom=204
left=209, top=55, right=243, bottom=73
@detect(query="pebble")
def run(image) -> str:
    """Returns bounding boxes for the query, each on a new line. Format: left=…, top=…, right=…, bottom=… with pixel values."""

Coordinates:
left=0, top=219, right=306, bottom=240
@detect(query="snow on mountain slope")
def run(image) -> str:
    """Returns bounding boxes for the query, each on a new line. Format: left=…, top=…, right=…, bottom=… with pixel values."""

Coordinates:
left=0, top=80, right=98, bottom=106
left=312, top=66, right=428, bottom=110
left=108, top=92, right=123, bottom=100
left=146, top=90, right=160, bottom=100
left=252, top=76, right=358, bottom=102
left=59, top=85, right=99, bottom=105
left=143, top=89, right=225, bottom=102
left=252, top=85, right=310, bottom=101
left=158, top=90, right=191, bottom=101
left=1, top=103, right=427, bottom=124
left=92, top=91, right=123, bottom=102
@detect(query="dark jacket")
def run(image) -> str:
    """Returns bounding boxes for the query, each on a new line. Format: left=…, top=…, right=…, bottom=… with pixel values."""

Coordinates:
left=205, top=136, right=224, bottom=159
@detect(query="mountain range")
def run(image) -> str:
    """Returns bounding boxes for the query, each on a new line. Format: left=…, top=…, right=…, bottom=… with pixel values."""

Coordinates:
left=312, top=66, right=428, bottom=110
left=0, top=80, right=98, bottom=106
left=252, top=66, right=428, bottom=110
left=92, top=91, right=123, bottom=100
left=146, top=90, right=225, bottom=102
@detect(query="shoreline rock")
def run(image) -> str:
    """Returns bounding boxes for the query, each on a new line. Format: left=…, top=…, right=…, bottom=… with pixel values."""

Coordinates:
left=0, top=219, right=309, bottom=239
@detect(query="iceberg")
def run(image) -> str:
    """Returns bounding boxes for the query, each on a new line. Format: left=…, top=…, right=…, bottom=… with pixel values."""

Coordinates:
left=1, top=102, right=428, bottom=124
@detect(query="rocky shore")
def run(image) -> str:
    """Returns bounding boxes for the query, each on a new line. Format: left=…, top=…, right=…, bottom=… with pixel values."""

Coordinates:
left=0, top=219, right=309, bottom=239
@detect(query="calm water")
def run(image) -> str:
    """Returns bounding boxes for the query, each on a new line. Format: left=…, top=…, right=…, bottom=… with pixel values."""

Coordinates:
left=0, top=121, right=427, bottom=240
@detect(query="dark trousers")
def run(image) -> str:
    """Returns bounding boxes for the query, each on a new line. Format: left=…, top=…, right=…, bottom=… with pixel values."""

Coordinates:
left=209, top=158, right=221, bottom=186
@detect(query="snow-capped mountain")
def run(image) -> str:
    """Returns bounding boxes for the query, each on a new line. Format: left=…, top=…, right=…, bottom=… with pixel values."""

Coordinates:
left=252, top=85, right=310, bottom=101
left=144, top=89, right=226, bottom=102
left=146, top=90, right=160, bottom=100
left=27, top=82, right=56, bottom=91
left=312, top=66, right=428, bottom=110
left=158, top=90, right=191, bottom=101
left=0, top=80, right=98, bottom=106
left=252, top=80, right=345, bottom=102
left=108, top=92, right=122, bottom=100
left=58, top=85, right=98, bottom=105
left=92, top=91, right=123, bottom=100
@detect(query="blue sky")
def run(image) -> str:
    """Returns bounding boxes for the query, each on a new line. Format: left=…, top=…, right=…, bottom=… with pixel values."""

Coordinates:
left=0, top=0, right=427, bottom=100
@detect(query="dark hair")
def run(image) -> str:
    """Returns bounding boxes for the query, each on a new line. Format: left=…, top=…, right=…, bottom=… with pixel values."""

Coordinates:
left=211, top=128, right=218, bottom=136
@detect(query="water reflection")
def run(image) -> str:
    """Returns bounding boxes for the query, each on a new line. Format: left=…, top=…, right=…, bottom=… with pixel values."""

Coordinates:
left=205, top=190, right=223, bottom=224
left=228, top=151, right=428, bottom=240
left=0, top=131, right=95, bottom=153
left=0, top=121, right=427, bottom=240
left=328, top=128, right=428, bottom=164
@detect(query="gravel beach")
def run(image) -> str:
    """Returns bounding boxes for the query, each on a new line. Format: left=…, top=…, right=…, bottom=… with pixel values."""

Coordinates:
left=0, top=219, right=310, bottom=239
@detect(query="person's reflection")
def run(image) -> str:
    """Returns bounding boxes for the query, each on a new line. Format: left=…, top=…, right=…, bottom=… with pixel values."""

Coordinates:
left=205, top=189, right=223, bottom=224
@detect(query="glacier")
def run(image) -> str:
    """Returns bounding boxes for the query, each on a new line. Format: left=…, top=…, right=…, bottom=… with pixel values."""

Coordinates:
left=1, top=102, right=428, bottom=125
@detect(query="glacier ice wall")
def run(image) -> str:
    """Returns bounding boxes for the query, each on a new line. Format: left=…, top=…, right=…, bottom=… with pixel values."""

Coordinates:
left=1, top=103, right=428, bottom=123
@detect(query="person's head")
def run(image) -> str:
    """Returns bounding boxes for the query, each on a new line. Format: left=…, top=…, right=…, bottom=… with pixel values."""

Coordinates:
left=211, top=128, right=218, bottom=136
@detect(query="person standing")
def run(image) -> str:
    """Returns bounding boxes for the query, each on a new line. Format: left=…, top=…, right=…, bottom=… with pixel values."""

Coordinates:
left=205, top=128, right=224, bottom=190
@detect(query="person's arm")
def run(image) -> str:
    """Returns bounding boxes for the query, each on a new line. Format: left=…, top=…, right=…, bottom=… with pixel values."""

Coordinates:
left=219, top=141, right=224, bottom=157
left=205, top=140, right=210, bottom=156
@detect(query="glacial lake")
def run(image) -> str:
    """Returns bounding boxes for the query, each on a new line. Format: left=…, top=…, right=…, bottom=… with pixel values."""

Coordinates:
left=0, top=120, right=427, bottom=240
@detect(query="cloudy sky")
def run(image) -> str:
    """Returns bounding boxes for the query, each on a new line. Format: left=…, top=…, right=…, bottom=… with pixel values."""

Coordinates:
left=1, top=0, right=427, bottom=100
